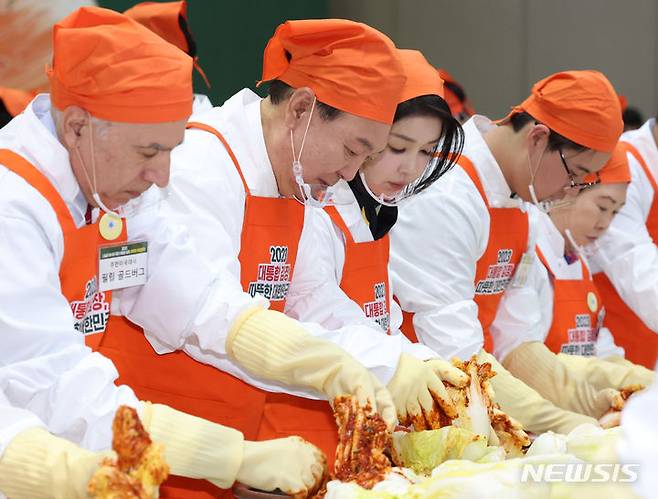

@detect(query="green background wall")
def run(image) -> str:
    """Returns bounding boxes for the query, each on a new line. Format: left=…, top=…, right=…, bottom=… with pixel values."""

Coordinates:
left=98, top=1, right=330, bottom=106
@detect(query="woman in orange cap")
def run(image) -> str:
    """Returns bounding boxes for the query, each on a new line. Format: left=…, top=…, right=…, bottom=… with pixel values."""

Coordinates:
left=391, top=70, right=625, bottom=434
left=488, top=144, right=652, bottom=422
left=537, top=144, right=634, bottom=362
left=546, top=145, right=654, bottom=387
left=0, top=7, right=327, bottom=498
left=588, top=114, right=658, bottom=370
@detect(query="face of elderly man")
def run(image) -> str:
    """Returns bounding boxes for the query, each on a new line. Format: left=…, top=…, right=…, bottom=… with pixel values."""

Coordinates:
left=55, top=105, right=187, bottom=210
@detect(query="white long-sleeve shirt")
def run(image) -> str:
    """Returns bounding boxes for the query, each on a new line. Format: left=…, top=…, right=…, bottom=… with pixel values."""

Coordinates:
left=284, top=179, right=439, bottom=364
left=390, top=115, right=548, bottom=360
left=590, top=119, right=658, bottom=332
left=490, top=209, right=624, bottom=360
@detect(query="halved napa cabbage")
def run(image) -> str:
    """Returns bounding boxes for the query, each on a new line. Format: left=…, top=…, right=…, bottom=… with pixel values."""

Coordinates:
left=391, top=426, right=504, bottom=476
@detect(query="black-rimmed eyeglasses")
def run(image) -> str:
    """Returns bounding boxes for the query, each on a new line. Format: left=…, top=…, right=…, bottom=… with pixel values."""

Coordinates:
left=559, top=149, right=600, bottom=190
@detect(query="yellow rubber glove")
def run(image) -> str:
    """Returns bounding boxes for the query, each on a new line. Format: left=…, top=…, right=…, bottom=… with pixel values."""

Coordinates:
left=227, top=308, right=396, bottom=428
left=387, top=353, right=469, bottom=429
left=0, top=427, right=111, bottom=499
left=478, top=350, right=599, bottom=434
left=557, top=353, right=654, bottom=390
left=141, top=403, right=327, bottom=492
left=231, top=437, right=327, bottom=497
left=502, top=342, right=621, bottom=418
left=604, top=356, right=655, bottom=386
left=605, top=355, right=647, bottom=369
left=139, top=402, right=244, bottom=488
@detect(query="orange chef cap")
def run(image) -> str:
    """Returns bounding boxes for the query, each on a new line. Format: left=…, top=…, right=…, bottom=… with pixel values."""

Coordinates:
left=0, top=87, right=36, bottom=117
left=584, top=142, right=631, bottom=184
left=48, top=6, right=193, bottom=123
left=398, top=50, right=444, bottom=102
left=438, top=68, right=475, bottom=118
left=123, top=1, right=210, bottom=88
left=259, top=19, right=405, bottom=124
left=506, top=70, right=622, bottom=153
left=124, top=1, right=189, bottom=53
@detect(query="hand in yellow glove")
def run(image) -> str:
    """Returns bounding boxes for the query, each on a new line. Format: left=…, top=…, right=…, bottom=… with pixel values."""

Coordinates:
left=557, top=353, right=655, bottom=390
left=233, top=437, right=327, bottom=496
left=0, top=427, right=111, bottom=499
left=227, top=308, right=396, bottom=428
left=144, top=404, right=327, bottom=495
left=140, top=402, right=246, bottom=487
left=478, top=350, right=599, bottom=434
left=503, top=342, right=622, bottom=418
left=387, top=353, right=468, bottom=430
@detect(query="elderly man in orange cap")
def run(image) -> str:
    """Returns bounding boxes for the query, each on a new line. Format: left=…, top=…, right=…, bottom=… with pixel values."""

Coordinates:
left=93, top=18, right=435, bottom=479
left=391, top=70, right=627, bottom=434
left=0, top=7, right=332, bottom=498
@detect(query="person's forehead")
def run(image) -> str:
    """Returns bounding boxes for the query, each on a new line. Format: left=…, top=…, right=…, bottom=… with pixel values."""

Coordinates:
left=391, top=116, right=442, bottom=141
left=596, top=183, right=626, bottom=198
left=578, top=184, right=616, bottom=202
left=569, top=150, right=610, bottom=174
left=352, top=116, right=390, bottom=138
left=119, top=121, right=184, bottom=143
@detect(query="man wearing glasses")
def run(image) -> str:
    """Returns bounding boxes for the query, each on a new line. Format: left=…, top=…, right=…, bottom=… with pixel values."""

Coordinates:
left=391, top=70, right=624, bottom=434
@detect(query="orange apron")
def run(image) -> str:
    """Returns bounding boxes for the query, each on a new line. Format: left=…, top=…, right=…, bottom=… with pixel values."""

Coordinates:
left=324, top=206, right=391, bottom=333
left=400, top=156, right=530, bottom=353
left=0, top=149, right=127, bottom=349
left=536, top=247, right=603, bottom=356
left=592, top=142, right=658, bottom=368
left=96, top=123, right=337, bottom=497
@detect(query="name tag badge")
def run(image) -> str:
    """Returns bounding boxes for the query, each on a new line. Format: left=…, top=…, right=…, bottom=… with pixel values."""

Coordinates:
left=98, top=241, right=148, bottom=292
left=511, top=252, right=534, bottom=288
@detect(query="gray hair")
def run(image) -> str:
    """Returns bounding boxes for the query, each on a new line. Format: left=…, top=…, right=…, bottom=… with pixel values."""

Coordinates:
left=50, top=105, right=113, bottom=141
